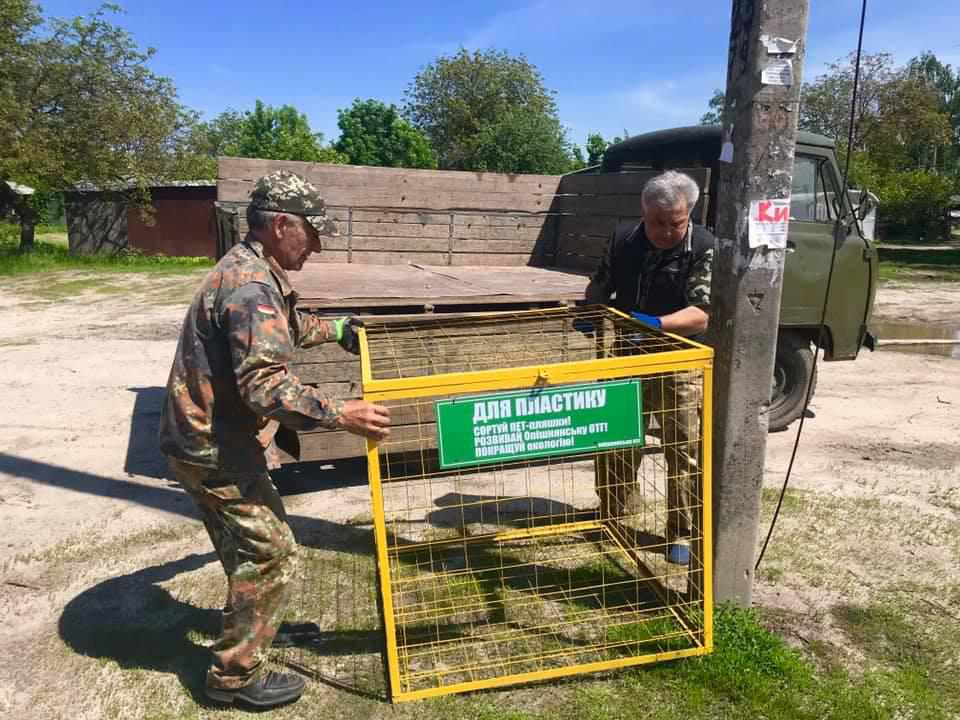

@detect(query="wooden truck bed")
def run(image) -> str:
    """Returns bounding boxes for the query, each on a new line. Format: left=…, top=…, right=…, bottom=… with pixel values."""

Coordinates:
left=284, top=263, right=589, bottom=464
left=289, top=262, right=589, bottom=310
left=215, top=157, right=709, bottom=463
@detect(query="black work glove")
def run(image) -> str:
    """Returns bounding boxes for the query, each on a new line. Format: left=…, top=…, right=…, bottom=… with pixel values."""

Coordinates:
left=335, top=316, right=363, bottom=355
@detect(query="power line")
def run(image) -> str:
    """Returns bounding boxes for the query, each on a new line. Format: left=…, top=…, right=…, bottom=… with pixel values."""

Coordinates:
left=755, top=0, right=869, bottom=571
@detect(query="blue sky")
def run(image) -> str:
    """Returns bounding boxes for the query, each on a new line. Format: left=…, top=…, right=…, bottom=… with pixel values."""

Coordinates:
left=39, top=1, right=960, bottom=149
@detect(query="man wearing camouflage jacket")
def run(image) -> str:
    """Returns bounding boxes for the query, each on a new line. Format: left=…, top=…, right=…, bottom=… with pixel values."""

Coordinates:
left=584, top=170, right=714, bottom=567
left=159, top=170, right=390, bottom=709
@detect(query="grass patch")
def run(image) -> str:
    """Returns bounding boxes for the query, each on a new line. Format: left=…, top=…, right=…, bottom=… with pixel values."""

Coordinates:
left=39, top=525, right=959, bottom=719
left=831, top=601, right=960, bottom=716
left=0, top=229, right=213, bottom=277
left=878, top=247, right=960, bottom=281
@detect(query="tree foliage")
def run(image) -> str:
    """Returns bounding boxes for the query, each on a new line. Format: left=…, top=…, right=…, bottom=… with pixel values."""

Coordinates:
left=181, top=101, right=346, bottom=179
left=907, top=52, right=960, bottom=175
left=0, top=1, right=192, bottom=247
left=798, top=51, right=959, bottom=239
left=227, top=100, right=344, bottom=164
left=404, top=48, right=573, bottom=174
left=335, top=99, right=436, bottom=168
left=699, top=89, right=724, bottom=125
left=586, top=133, right=609, bottom=165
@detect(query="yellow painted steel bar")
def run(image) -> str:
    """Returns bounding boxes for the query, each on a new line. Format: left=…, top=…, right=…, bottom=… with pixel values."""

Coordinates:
left=357, top=326, right=373, bottom=385
left=363, top=352, right=712, bottom=402
left=404, top=631, right=695, bottom=680
left=489, top=519, right=602, bottom=543
left=392, top=645, right=709, bottom=702
left=701, top=361, right=715, bottom=651
left=364, top=438, right=403, bottom=697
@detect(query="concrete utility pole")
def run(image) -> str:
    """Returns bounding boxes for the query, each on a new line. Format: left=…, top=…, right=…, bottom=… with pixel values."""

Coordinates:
left=710, top=0, right=810, bottom=606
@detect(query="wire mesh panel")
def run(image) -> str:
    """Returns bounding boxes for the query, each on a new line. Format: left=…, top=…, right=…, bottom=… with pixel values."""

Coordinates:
left=359, top=306, right=713, bottom=702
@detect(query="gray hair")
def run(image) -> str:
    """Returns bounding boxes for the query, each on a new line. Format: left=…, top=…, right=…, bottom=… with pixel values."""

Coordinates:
left=246, top=205, right=280, bottom=232
left=641, top=170, right=700, bottom=212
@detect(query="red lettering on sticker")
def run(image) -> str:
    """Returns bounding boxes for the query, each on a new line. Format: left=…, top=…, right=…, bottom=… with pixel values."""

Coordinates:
left=758, top=200, right=790, bottom=223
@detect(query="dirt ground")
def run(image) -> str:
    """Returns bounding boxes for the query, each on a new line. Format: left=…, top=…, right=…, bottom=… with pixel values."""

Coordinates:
left=0, top=270, right=958, bottom=718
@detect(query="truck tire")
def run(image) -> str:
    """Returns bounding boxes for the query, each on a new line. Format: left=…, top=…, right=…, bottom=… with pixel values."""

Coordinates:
left=769, top=333, right=817, bottom=432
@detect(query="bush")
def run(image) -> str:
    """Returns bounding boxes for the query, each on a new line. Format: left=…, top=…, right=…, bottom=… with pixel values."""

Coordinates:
left=853, top=158, right=957, bottom=240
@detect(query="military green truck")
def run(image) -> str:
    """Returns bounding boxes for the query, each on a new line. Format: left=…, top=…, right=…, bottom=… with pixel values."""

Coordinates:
left=215, top=127, right=877, bottom=462
left=591, top=126, right=878, bottom=430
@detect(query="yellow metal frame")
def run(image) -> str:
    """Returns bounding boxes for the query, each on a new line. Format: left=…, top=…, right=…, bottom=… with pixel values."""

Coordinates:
left=358, top=309, right=714, bottom=702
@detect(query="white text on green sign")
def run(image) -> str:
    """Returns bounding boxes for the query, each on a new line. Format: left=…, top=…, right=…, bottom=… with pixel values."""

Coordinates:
left=435, top=380, right=644, bottom=469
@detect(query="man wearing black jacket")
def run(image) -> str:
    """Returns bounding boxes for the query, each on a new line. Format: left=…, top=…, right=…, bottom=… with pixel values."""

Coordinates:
left=585, top=170, right=714, bottom=565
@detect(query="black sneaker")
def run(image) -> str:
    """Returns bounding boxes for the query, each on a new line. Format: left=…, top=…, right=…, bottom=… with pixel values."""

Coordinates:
left=272, top=621, right=322, bottom=648
left=206, top=670, right=306, bottom=708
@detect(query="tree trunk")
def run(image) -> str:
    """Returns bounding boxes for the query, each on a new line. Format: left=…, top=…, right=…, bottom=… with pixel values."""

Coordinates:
left=19, top=217, right=36, bottom=252
left=14, top=196, right=38, bottom=252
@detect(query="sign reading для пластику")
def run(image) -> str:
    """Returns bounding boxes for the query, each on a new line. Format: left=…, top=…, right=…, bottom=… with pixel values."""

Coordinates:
left=435, top=380, right=644, bottom=469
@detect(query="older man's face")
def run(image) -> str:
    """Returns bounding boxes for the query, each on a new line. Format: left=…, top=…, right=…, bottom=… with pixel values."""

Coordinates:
left=271, top=213, right=320, bottom=271
left=644, top=200, right=690, bottom=249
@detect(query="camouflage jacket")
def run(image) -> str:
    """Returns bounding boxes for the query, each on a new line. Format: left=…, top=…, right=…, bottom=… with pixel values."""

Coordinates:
left=586, top=221, right=714, bottom=319
left=159, top=236, right=342, bottom=471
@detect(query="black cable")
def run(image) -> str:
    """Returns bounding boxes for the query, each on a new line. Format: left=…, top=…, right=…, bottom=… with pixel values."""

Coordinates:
left=755, top=0, right=869, bottom=571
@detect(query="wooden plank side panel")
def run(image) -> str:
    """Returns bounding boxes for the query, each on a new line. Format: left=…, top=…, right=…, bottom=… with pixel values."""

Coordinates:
left=218, top=157, right=563, bottom=196
left=449, top=253, right=535, bottom=266
left=344, top=251, right=451, bottom=266
left=556, top=214, right=624, bottom=239
left=350, top=236, right=451, bottom=253
left=342, top=209, right=548, bottom=227
left=218, top=179, right=559, bottom=214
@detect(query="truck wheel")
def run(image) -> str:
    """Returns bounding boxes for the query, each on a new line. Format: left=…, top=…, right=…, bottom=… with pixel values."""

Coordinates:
left=769, top=333, right=817, bottom=432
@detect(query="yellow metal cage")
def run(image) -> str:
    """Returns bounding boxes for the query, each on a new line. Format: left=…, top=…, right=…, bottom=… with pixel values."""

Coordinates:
left=359, top=305, right=713, bottom=702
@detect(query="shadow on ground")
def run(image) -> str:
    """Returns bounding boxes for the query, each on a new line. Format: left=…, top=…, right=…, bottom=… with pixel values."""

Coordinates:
left=58, top=552, right=220, bottom=705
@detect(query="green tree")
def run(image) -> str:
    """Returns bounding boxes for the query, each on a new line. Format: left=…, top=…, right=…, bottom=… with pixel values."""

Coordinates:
left=229, top=100, right=345, bottom=164
left=907, top=52, right=960, bottom=175
left=699, top=89, right=724, bottom=125
left=853, top=158, right=957, bottom=239
left=569, top=145, right=587, bottom=171
left=586, top=133, right=609, bottom=165
left=800, top=53, right=899, bottom=152
left=802, top=52, right=955, bottom=239
left=173, top=109, right=245, bottom=178
left=404, top=48, right=574, bottom=173
left=177, top=102, right=346, bottom=178
left=335, top=99, right=436, bottom=168
left=0, top=1, right=193, bottom=249
left=468, top=107, right=573, bottom=174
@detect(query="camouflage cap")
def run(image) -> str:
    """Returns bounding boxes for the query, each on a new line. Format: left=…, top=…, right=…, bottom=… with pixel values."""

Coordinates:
left=248, top=169, right=338, bottom=237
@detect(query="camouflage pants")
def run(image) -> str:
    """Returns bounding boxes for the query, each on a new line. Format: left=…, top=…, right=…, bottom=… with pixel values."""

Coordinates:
left=595, top=371, right=702, bottom=540
left=169, top=458, right=298, bottom=690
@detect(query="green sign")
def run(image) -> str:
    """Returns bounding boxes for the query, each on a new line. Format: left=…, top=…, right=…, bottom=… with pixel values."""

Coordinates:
left=435, top=380, right=644, bottom=469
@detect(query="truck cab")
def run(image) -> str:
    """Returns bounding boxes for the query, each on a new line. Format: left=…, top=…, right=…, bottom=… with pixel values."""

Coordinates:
left=596, top=126, right=879, bottom=429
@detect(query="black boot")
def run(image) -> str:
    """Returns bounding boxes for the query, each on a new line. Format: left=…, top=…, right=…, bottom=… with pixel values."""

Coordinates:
left=206, top=670, right=306, bottom=708
left=272, top=621, right=322, bottom=648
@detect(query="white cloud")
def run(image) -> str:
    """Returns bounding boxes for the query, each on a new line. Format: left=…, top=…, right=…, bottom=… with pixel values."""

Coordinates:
left=560, top=74, right=720, bottom=147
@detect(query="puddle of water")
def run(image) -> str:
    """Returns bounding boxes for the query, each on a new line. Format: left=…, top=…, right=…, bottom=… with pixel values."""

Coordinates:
left=873, top=321, right=960, bottom=359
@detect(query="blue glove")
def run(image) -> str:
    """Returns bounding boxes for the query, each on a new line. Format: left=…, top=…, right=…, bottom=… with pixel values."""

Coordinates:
left=630, top=312, right=662, bottom=329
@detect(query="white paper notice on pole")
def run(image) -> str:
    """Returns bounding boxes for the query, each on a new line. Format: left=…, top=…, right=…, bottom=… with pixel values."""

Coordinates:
left=719, top=141, right=734, bottom=163
left=749, top=199, right=790, bottom=249
left=761, top=58, right=793, bottom=86
left=760, top=34, right=798, bottom=55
